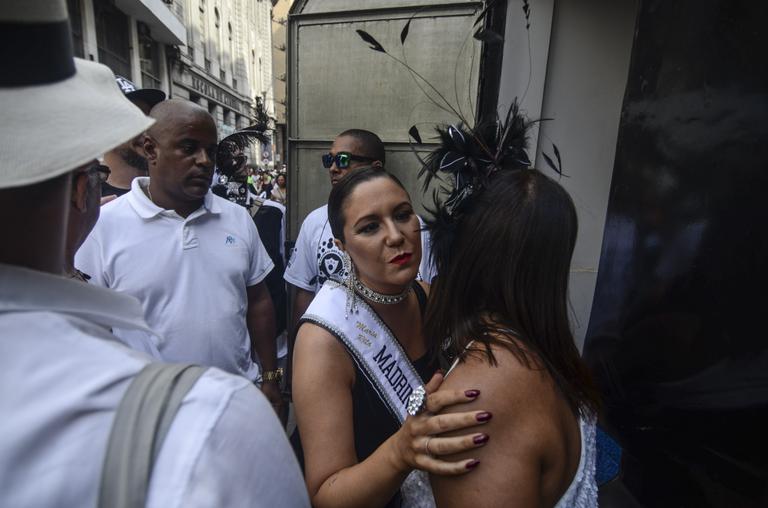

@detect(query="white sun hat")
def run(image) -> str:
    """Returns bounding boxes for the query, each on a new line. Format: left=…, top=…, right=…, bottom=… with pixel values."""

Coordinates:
left=0, top=0, right=155, bottom=189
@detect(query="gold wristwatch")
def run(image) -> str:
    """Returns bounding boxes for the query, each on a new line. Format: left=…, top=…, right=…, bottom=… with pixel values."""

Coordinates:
left=262, top=367, right=284, bottom=383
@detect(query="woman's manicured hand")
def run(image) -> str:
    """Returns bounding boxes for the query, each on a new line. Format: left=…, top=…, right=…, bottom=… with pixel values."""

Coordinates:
left=390, top=372, right=491, bottom=475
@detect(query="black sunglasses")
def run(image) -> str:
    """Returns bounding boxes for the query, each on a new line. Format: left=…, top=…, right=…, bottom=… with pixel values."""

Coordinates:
left=321, top=152, right=376, bottom=169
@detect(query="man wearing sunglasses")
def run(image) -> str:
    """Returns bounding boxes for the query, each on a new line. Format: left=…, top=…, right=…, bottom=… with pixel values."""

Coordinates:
left=284, top=130, right=385, bottom=330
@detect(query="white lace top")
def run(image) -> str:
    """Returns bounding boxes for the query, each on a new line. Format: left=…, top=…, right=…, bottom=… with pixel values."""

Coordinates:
left=447, top=343, right=598, bottom=507
left=554, top=415, right=598, bottom=508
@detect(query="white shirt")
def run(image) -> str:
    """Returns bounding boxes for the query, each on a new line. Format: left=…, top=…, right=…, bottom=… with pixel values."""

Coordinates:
left=0, top=264, right=309, bottom=508
left=76, top=177, right=274, bottom=381
left=285, top=204, right=436, bottom=293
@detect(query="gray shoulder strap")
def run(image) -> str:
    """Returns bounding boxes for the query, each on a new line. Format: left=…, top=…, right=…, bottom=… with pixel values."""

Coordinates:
left=98, top=363, right=208, bottom=508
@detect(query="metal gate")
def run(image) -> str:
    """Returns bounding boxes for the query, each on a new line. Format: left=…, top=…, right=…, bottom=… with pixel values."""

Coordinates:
left=286, top=0, right=484, bottom=236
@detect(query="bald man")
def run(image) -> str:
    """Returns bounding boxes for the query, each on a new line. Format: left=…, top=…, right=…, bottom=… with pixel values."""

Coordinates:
left=77, top=100, right=284, bottom=409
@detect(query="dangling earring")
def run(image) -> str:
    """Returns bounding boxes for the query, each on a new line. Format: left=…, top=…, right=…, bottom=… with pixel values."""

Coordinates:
left=342, top=251, right=358, bottom=318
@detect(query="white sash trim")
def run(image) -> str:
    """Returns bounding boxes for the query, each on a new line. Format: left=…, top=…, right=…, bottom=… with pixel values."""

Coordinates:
left=302, top=281, right=423, bottom=424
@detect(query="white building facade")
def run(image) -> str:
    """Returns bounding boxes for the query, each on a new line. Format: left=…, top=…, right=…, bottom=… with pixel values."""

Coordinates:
left=172, top=0, right=276, bottom=163
left=67, top=0, right=276, bottom=163
left=67, top=0, right=186, bottom=96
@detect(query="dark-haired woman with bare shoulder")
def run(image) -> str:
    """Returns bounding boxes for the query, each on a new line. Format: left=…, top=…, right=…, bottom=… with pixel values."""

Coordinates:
left=422, top=123, right=600, bottom=507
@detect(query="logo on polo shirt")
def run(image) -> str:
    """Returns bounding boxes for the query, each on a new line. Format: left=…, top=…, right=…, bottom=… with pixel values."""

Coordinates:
left=225, top=235, right=236, bottom=245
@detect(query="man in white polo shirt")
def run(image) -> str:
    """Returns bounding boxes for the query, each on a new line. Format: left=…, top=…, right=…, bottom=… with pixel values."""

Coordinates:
left=77, top=99, right=283, bottom=407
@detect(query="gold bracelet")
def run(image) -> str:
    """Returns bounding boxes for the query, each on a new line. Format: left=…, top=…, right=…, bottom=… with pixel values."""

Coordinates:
left=262, top=367, right=284, bottom=383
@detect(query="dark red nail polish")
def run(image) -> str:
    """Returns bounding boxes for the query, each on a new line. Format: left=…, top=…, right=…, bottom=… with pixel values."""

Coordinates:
left=466, top=459, right=480, bottom=470
left=476, top=411, right=492, bottom=422
left=473, top=434, right=489, bottom=445
left=465, top=389, right=480, bottom=398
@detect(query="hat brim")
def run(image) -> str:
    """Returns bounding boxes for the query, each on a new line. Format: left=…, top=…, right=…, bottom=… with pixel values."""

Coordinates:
left=126, top=88, right=166, bottom=108
left=0, top=59, right=154, bottom=189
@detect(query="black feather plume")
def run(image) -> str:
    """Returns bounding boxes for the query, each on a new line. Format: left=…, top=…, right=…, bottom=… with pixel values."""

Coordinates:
left=400, top=18, right=411, bottom=44
left=408, top=125, right=423, bottom=145
left=420, top=100, right=536, bottom=273
left=216, top=123, right=270, bottom=174
left=356, top=30, right=386, bottom=53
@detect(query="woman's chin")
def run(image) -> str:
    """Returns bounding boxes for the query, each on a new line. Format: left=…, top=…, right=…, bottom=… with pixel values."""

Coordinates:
left=383, top=266, right=420, bottom=290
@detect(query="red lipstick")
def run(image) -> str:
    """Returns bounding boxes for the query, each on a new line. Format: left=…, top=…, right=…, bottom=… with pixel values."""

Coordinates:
left=389, top=253, right=412, bottom=265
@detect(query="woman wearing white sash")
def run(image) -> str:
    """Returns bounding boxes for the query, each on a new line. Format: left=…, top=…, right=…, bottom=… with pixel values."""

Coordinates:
left=293, top=168, right=493, bottom=508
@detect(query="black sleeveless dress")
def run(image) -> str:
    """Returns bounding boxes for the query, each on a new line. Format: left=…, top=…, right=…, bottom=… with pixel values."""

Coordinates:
left=294, top=282, right=437, bottom=508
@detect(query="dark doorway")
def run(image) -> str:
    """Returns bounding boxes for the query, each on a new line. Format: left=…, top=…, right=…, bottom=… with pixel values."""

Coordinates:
left=584, top=1, right=768, bottom=506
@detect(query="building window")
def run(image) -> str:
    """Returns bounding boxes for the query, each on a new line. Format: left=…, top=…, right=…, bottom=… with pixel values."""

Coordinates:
left=220, top=69, right=226, bottom=82
left=205, top=58, right=212, bottom=73
left=66, top=0, right=85, bottom=58
left=214, top=8, right=220, bottom=29
left=138, top=22, right=162, bottom=89
left=95, top=1, right=131, bottom=78
left=233, top=78, right=238, bottom=90
left=228, top=22, right=233, bottom=41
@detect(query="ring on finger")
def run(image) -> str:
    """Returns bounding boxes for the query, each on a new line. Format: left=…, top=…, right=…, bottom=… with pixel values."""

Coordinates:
left=424, top=436, right=434, bottom=457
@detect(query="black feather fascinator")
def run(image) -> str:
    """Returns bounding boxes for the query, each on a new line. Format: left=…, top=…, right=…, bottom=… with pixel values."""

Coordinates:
left=355, top=2, right=563, bottom=274
left=216, top=123, right=270, bottom=176
left=420, top=100, right=545, bottom=275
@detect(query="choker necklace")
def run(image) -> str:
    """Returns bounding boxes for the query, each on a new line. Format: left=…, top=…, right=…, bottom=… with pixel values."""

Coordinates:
left=354, top=278, right=411, bottom=305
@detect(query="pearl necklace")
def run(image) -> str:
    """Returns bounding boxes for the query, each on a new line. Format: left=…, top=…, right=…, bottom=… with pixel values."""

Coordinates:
left=354, top=278, right=411, bottom=305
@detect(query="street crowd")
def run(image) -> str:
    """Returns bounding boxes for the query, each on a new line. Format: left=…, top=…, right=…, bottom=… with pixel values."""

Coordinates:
left=1, top=1, right=600, bottom=507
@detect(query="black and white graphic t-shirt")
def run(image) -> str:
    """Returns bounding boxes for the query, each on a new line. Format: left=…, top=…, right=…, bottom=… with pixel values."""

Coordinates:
left=284, top=205, right=435, bottom=293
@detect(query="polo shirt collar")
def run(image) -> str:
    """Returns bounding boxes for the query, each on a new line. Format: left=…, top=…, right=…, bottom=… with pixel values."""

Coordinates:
left=127, top=177, right=221, bottom=219
left=0, top=263, right=156, bottom=337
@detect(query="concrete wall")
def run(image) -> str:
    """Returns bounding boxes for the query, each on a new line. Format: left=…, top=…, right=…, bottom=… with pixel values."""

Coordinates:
left=498, top=0, right=639, bottom=348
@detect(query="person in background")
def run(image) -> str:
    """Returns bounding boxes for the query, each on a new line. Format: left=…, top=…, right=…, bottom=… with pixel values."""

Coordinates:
left=65, top=162, right=110, bottom=282
left=65, top=159, right=162, bottom=357
left=101, top=76, right=165, bottom=199
left=77, top=100, right=284, bottom=410
left=247, top=165, right=258, bottom=194
left=271, top=173, right=287, bottom=205
left=0, top=2, right=308, bottom=505
left=259, top=171, right=274, bottom=199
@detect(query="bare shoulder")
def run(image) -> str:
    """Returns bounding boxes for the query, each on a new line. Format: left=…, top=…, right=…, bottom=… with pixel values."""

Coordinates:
left=443, top=343, right=562, bottom=440
left=431, top=341, right=572, bottom=506
left=295, top=321, right=346, bottom=356
left=294, top=321, right=354, bottom=387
